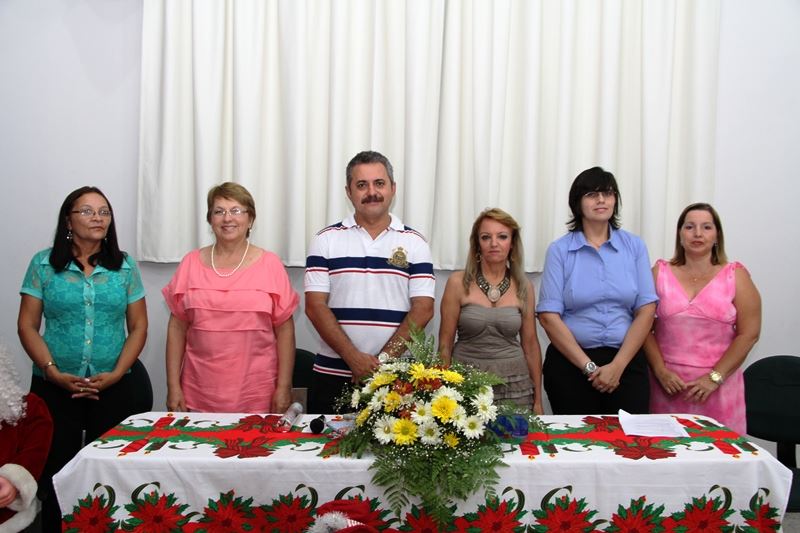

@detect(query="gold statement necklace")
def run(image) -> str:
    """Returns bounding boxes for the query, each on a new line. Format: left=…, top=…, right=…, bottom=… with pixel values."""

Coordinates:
left=476, top=269, right=511, bottom=305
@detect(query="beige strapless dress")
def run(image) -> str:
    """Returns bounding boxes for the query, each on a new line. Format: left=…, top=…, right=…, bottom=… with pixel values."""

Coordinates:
left=452, top=304, right=534, bottom=407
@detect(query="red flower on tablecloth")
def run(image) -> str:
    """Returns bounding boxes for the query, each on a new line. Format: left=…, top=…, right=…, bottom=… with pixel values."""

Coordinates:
left=122, top=490, right=192, bottom=532
left=670, top=495, right=733, bottom=532
left=741, top=504, right=781, bottom=532
left=609, top=437, right=677, bottom=460
left=450, top=516, right=473, bottom=533
left=213, top=437, right=272, bottom=459
left=531, top=493, right=598, bottom=533
left=739, top=491, right=781, bottom=532
left=318, top=437, right=342, bottom=458
left=468, top=499, right=526, bottom=532
left=197, top=490, right=254, bottom=532
left=234, top=414, right=281, bottom=433
left=254, top=493, right=314, bottom=532
left=62, top=493, right=119, bottom=533
left=604, top=496, right=665, bottom=532
left=582, top=415, right=621, bottom=433
left=398, top=505, right=445, bottom=532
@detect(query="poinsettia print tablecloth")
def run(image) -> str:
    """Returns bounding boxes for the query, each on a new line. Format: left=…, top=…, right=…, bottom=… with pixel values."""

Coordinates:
left=53, top=412, right=792, bottom=532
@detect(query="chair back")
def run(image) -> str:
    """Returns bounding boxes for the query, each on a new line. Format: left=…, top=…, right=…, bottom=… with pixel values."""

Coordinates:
left=744, top=355, right=800, bottom=443
left=128, top=358, right=154, bottom=413
left=292, top=349, right=316, bottom=388
left=292, top=348, right=316, bottom=411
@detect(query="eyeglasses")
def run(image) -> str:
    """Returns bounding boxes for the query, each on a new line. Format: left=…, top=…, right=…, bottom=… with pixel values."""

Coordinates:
left=583, top=190, right=616, bottom=201
left=71, top=208, right=112, bottom=218
left=212, top=207, right=249, bottom=217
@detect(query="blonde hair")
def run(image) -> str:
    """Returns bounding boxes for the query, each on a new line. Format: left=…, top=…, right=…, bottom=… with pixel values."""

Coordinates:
left=463, top=208, right=528, bottom=306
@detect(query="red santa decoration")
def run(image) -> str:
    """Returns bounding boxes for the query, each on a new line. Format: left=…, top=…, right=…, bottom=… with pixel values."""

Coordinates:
left=0, top=344, right=52, bottom=532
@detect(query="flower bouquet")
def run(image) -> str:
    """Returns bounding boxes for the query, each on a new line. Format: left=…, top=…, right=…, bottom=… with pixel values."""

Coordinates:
left=337, top=329, right=533, bottom=526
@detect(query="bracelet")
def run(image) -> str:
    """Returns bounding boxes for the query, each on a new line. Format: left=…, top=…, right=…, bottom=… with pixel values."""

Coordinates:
left=384, top=336, right=407, bottom=357
left=42, top=361, right=57, bottom=381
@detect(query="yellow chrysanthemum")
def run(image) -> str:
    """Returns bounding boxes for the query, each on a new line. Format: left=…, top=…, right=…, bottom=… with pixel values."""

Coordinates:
left=369, top=372, right=397, bottom=391
left=444, top=432, right=460, bottom=448
left=440, top=369, right=464, bottom=384
left=392, top=418, right=418, bottom=445
left=431, top=395, right=458, bottom=422
left=356, top=407, right=371, bottom=426
left=383, top=391, right=403, bottom=412
left=408, top=362, right=437, bottom=383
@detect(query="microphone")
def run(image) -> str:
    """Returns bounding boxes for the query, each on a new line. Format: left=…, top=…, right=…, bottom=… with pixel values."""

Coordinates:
left=309, top=414, right=326, bottom=434
left=275, top=402, right=303, bottom=432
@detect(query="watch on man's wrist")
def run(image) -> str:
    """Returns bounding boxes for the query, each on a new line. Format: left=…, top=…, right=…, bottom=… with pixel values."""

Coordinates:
left=709, top=370, right=724, bottom=385
left=582, top=361, right=598, bottom=376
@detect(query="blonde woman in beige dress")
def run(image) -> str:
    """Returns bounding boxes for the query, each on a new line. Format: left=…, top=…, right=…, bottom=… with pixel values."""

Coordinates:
left=438, top=208, right=543, bottom=414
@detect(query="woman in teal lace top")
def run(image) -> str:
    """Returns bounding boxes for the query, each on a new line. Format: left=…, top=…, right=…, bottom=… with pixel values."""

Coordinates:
left=17, top=186, right=148, bottom=531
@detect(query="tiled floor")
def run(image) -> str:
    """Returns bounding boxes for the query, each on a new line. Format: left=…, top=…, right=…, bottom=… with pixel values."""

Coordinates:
left=784, top=512, right=799, bottom=531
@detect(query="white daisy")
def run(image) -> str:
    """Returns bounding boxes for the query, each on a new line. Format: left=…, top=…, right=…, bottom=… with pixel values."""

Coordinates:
left=432, top=386, right=463, bottom=402
left=373, top=415, right=396, bottom=444
left=350, top=389, right=361, bottom=408
left=368, top=387, right=389, bottom=411
left=458, top=415, right=485, bottom=439
left=418, top=420, right=442, bottom=445
left=472, top=395, right=498, bottom=422
left=411, top=402, right=434, bottom=424
left=451, top=404, right=467, bottom=425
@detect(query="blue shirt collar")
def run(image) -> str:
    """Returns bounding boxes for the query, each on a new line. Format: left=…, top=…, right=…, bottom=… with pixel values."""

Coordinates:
left=568, top=225, right=621, bottom=252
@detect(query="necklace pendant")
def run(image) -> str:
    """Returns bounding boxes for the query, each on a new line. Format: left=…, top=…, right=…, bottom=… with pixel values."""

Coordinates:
left=487, top=286, right=502, bottom=303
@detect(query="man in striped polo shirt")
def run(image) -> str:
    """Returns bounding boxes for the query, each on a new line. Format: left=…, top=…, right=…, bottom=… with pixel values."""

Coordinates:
left=304, top=151, right=436, bottom=414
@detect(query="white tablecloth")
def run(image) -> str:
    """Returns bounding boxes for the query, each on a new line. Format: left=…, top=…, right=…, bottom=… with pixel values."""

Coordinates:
left=54, top=412, right=792, bottom=531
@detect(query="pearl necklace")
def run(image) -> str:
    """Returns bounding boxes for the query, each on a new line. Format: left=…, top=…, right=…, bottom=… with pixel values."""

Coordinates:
left=211, top=240, right=250, bottom=278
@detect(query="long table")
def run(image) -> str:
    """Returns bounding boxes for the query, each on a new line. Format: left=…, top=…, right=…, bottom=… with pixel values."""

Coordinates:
left=53, top=412, right=792, bottom=531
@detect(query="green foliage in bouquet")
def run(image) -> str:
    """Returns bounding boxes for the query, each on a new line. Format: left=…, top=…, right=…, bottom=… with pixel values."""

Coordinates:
left=337, top=328, right=525, bottom=526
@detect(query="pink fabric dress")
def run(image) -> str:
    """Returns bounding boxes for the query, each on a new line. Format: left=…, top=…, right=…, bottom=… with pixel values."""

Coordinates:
left=163, top=250, right=299, bottom=413
left=650, top=259, right=746, bottom=434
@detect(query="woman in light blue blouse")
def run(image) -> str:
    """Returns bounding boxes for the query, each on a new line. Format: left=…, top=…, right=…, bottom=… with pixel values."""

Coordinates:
left=17, top=186, right=148, bottom=530
left=537, top=167, right=657, bottom=414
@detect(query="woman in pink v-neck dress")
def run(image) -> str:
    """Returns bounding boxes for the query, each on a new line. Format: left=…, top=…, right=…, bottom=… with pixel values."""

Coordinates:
left=644, top=203, right=761, bottom=434
left=163, top=183, right=298, bottom=413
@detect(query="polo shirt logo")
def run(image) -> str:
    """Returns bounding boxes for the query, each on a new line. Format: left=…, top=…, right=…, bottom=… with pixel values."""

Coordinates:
left=387, top=247, right=409, bottom=269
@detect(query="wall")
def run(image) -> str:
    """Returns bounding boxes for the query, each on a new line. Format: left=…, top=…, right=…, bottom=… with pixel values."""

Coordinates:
left=1, top=1, right=798, bottom=427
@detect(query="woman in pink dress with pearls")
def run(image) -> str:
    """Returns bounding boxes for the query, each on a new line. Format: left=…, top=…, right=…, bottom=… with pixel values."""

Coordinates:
left=163, top=183, right=298, bottom=413
left=644, top=203, right=761, bottom=434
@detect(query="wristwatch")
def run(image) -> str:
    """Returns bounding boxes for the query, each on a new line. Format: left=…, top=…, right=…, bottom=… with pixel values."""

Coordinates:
left=582, top=361, right=598, bottom=376
left=709, top=370, right=724, bottom=385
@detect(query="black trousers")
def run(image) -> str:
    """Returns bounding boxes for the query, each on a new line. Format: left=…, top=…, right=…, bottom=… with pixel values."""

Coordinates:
left=30, top=371, right=148, bottom=533
left=308, top=372, right=352, bottom=415
left=543, top=344, right=650, bottom=415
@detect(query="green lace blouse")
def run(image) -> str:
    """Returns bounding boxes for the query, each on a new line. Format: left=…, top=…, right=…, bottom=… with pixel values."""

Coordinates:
left=20, top=248, right=146, bottom=377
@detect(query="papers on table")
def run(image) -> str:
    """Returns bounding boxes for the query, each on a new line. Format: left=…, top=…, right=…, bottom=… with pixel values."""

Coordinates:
left=618, top=409, right=689, bottom=437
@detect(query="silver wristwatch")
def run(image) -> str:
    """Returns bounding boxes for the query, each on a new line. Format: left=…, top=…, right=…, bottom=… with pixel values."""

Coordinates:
left=582, top=361, right=598, bottom=376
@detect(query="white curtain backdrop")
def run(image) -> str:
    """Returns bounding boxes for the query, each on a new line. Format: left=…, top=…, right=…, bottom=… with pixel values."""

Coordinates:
left=138, top=0, right=720, bottom=269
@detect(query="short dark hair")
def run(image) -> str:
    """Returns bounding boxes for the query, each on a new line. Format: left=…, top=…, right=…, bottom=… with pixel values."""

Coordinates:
left=567, top=166, right=621, bottom=231
left=345, top=151, right=394, bottom=187
left=50, top=186, right=124, bottom=271
left=671, top=202, right=728, bottom=266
